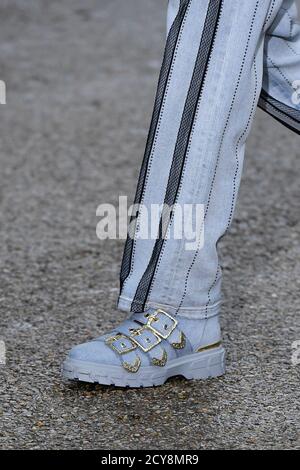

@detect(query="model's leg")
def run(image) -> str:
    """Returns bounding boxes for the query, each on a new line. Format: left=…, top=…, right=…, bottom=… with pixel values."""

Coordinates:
left=63, top=0, right=294, bottom=387
left=118, top=0, right=283, bottom=318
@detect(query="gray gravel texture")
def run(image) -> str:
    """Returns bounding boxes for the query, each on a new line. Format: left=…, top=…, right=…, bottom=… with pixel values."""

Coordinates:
left=0, top=0, right=299, bottom=450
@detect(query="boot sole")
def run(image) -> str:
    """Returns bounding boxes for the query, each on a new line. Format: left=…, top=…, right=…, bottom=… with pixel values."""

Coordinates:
left=62, top=346, right=226, bottom=388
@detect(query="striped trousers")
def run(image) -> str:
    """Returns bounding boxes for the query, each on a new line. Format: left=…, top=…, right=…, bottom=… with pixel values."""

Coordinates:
left=118, top=0, right=300, bottom=319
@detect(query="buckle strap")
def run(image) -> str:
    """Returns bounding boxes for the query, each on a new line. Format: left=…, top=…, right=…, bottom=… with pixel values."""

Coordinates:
left=105, top=333, right=137, bottom=355
left=131, top=325, right=162, bottom=353
left=130, top=309, right=178, bottom=352
left=105, top=310, right=183, bottom=356
left=121, top=351, right=141, bottom=373
left=146, top=309, right=178, bottom=340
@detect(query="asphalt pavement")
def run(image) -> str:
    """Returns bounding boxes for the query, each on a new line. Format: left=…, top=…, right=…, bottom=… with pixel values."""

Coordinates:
left=0, top=0, right=299, bottom=450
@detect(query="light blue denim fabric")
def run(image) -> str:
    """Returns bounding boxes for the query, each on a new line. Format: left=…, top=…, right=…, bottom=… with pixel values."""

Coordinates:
left=118, top=0, right=300, bottom=319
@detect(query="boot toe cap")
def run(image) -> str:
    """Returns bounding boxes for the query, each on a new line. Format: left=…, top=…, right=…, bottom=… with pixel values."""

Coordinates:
left=68, top=340, right=119, bottom=365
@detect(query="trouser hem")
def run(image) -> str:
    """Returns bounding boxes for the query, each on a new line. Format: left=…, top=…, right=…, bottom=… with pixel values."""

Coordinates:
left=117, top=295, right=221, bottom=319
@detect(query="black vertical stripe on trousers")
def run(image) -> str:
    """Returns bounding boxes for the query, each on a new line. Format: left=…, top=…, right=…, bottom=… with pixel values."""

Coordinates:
left=119, top=0, right=191, bottom=291
left=258, top=89, right=300, bottom=135
left=131, top=0, right=223, bottom=313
